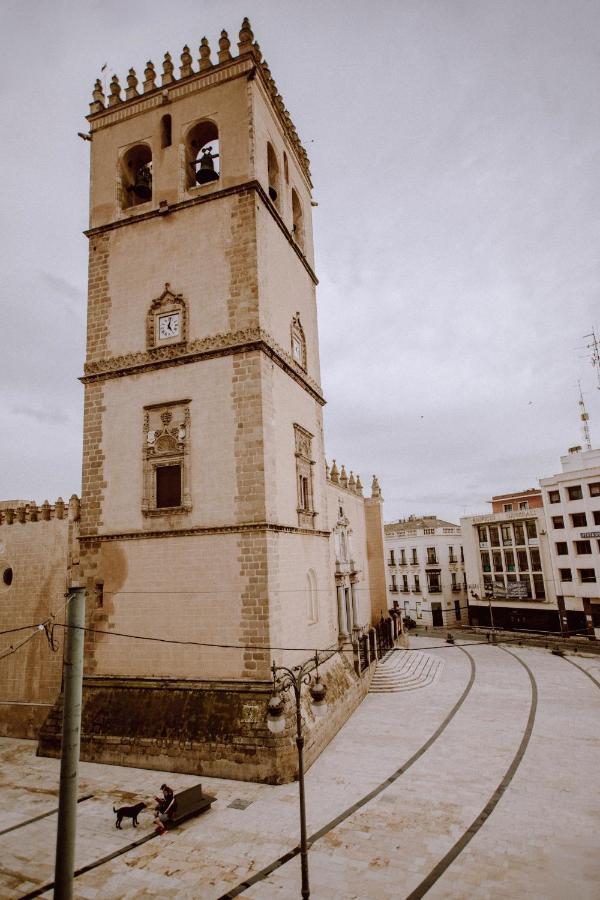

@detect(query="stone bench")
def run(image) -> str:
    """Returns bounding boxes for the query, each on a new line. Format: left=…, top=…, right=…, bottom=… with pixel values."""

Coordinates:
left=166, top=784, right=216, bottom=828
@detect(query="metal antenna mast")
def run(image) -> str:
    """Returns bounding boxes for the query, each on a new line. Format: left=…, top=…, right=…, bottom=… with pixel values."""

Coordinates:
left=583, top=328, right=600, bottom=389
left=578, top=381, right=592, bottom=451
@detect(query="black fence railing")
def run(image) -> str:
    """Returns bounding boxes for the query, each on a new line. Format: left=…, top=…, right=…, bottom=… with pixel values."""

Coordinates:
left=354, top=612, right=402, bottom=676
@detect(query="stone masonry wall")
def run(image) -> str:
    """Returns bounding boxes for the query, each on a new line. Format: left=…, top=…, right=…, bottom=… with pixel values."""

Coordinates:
left=0, top=501, right=79, bottom=737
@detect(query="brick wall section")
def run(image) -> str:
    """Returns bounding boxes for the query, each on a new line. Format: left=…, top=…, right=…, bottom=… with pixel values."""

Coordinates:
left=226, top=190, right=259, bottom=332
left=238, top=531, right=270, bottom=679
left=85, top=233, right=110, bottom=362
left=80, top=382, right=106, bottom=536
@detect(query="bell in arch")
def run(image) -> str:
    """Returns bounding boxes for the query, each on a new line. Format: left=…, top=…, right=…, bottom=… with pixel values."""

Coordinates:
left=195, top=146, right=220, bottom=184
left=131, top=163, right=152, bottom=200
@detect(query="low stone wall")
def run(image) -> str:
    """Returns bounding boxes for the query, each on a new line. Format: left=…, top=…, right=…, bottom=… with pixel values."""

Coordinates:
left=37, top=649, right=374, bottom=783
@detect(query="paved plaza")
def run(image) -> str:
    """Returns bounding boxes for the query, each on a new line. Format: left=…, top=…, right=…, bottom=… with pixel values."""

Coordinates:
left=1, top=637, right=599, bottom=898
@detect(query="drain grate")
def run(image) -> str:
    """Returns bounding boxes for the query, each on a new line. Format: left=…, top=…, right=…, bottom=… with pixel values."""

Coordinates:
left=228, top=798, right=254, bottom=810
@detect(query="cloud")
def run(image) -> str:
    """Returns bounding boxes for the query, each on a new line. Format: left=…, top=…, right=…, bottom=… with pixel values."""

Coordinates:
left=38, top=271, right=85, bottom=312
left=11, top=406, right=70, bottom=425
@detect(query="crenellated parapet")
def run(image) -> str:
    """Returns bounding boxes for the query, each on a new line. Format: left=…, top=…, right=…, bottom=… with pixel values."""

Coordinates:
left=325, top=460, right=372, bottom=498
left=0, top=495, right=80, bottom=526
left=87, top=17, right=311, bottom=183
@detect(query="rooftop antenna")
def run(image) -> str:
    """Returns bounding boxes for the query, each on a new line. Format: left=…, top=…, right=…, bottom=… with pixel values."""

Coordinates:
left=578, top=381, right=592, bottom=451
left=583, top=328, right=600, bottom=389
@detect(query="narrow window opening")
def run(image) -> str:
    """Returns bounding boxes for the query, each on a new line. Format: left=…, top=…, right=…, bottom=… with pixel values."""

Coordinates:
left=291, top=188, right=304, bottom=249
left=156, top=464, right=182, bottom=508
left=283, top=151, right=289, bottom=183
left=267, top=142, right=280, bottom=206
left=160, top=114, right=172, bottom=148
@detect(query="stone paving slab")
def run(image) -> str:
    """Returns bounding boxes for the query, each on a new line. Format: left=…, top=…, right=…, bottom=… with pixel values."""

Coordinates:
left=2, top=639, right=599, bottom=898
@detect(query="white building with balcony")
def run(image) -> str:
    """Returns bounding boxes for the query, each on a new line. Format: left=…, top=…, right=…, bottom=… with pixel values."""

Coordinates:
left=461, top=499, right=557, bottom=632
left=539, top=446, right=600, bottom=637
left=384, top=516, right=466, bottom=627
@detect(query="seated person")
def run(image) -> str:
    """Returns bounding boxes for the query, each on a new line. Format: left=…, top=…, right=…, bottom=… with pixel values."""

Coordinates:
left=153, top=783, right=176, bottom=833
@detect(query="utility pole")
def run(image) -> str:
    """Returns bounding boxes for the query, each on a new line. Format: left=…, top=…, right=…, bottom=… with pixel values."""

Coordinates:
left=54, top=587, right=85, bottom=900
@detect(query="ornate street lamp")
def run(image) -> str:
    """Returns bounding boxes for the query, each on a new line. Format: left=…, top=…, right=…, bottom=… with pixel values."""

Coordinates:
left=266, top=652, right=328, bottom=899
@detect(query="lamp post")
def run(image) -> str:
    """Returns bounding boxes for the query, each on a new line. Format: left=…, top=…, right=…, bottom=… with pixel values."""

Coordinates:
left=266, top=652, right=327, bottom=900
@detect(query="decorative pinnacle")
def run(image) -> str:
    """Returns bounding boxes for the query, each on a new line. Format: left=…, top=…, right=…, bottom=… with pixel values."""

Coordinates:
left=199, top=37, right=212, bottom=71
left=348, top=471, right=356, bottom=491
left=143, top=61, right=156, bottom=93
left=330, top=460, right=340, bottom=484
left=162, top=51, right=175, bottom=85
left=108, top=74, right=122, bottom=106
left=218, top=29, right=232, bottom=63
left=238, top=16, right=254, bottom=55
left=180, top=45, right=193, bottom=78
left=371, top=475, right=381, bottom=498
left=355, top=475, right=364, bottom=496
left=90, top=78, right=105, bottom=113
left=261, top=60, right=274, bottom=88
left=253, top=41, right=262, bottom=62
left=125, top=68, right=139, bottom=100
left=340, top=465, right=348, bottom=488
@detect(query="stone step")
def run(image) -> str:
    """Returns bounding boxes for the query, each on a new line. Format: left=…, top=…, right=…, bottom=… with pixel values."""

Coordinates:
left=369, top=650, right=443, bottom=693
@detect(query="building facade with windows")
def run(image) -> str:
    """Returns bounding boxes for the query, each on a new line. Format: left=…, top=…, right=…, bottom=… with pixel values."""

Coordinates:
left=0, top=19, right=390, bottom=781
left=539, top=446, right=600, bottom=637
left=461, top=489, right=557, bottom=631
left=384, top=516, right=467, bottom=627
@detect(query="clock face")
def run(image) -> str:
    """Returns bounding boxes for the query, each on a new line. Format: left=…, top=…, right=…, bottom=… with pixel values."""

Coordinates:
left=292, top=336, right=303, bottom=363
left=158, top=313, right=180, bottom=340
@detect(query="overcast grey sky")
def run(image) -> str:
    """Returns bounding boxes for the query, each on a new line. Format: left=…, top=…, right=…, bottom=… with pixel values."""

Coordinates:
left=1, top=0, right=598, bottom=524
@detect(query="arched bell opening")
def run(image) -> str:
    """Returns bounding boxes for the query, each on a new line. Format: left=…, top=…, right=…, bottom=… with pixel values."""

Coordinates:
left=121, top=143, right=152, bottom=209
left=267, top=142, right=280, bottom=208
left=185, top=120, right=220, bottom=189
left=292, top=188, right=304, bottom=250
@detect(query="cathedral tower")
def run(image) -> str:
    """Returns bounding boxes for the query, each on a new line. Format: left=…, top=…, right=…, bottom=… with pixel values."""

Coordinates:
left=37, top=19, right=378, bottom=782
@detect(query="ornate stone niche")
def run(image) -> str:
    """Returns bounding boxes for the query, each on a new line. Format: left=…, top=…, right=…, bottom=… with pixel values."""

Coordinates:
left=290, top=313, right=306, bottom=371
left=142, top=400, right=192, bottom=516
left=294, top=423, right=316, bottom=529
left=146, top=284, right=187, bottom=351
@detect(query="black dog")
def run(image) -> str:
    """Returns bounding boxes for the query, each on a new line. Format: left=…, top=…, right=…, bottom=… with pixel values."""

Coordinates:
left=113, top=801, right=147, bottom=829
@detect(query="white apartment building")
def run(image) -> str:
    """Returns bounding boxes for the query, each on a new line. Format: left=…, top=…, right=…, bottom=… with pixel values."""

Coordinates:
left=461, top=495, right=558, bottom=632
left=384, top=516, right=466, bottom=627
left=539, top=446, right=600, bottom=637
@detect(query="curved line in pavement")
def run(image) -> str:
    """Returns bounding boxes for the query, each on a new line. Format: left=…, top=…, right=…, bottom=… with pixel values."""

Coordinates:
left=405, top=644, right=538, bottom=900
left=561, top=655, right=600, bottom=689
left=218, top=646, right=476, bottom=899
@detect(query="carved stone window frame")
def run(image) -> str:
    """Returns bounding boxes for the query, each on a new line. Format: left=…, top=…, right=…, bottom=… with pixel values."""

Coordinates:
left=294, top=423, right=316, bottom=529
left=290, top=313, right=307, bottom=371
left=146, top=284, right=187, bottom=351
left=142, top=400, right=192, bottom=517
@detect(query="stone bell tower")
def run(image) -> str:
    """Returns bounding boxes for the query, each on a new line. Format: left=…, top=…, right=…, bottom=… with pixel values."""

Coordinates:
left=39, top=19, right=365, bottom=783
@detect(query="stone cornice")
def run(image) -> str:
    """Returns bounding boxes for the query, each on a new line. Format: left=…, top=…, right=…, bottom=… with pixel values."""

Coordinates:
left=79, top=521, right=331, bottom=544
left=85, top=180, right=318, bottom=286
left=81, top=326, right=326, bottom=406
